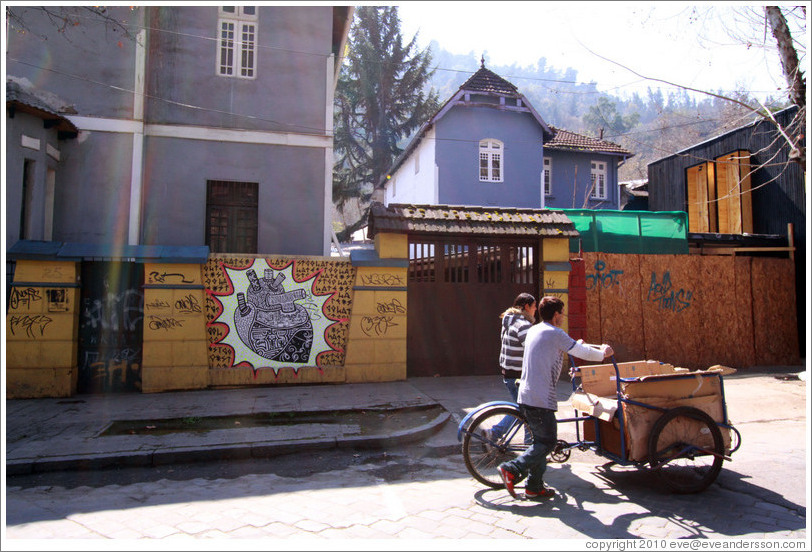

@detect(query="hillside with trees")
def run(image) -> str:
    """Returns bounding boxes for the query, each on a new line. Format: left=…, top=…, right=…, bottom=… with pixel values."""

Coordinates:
left=425, top=43, right=790, bottom=182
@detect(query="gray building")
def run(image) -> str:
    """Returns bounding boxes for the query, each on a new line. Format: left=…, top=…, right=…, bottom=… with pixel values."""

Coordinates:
left=6, top=5, right=352, bottom=255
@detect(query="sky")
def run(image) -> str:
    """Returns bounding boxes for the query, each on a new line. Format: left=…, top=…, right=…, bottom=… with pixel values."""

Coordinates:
left=394, top=1, right=807, bottom=101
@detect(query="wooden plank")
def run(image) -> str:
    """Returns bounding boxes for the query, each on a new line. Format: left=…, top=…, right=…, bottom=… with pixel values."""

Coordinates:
left=738, top=150, right=754, bottom=234
left=686, top=165, right=707, bottom=232
left=733, top=257, right=756, bottom=366
left=583, top=252, right=603, bottom=345
left=716, top=153, right=742, bottom=234
left=706, top=161, right=718, bottom=232
left=595, top=253, right=645, bottom=361
left=639, top=255, right=702, bottom=369
left=751, top=257, right=800, bottom=365
left=696, top=256, right=741, bottom=368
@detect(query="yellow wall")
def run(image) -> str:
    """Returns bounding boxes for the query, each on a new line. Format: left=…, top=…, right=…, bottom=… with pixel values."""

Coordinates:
left=141, top=263, right=209, bottom=393
left=344, top=272, right=408, bottom=382
left=6, top=261, right=80, bottom=398
left=542, top=237, right=571, bottom=333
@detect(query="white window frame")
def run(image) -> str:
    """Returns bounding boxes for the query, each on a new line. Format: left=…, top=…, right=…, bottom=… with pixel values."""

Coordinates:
left=590, top=160, right=607, bottom=199
left=479, top=139, right=503, bottom=182
left=217, top=7, right=258, bottom=79
left=543, top=157, right=552, bottom=196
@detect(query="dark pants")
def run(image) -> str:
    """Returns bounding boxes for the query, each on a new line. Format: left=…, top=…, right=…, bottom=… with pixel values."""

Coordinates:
left=500, top=404, right=557, bottom=492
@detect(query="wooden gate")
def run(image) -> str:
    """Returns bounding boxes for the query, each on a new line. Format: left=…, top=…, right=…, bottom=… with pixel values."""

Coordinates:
left=407, top=237, right=538, bottom=377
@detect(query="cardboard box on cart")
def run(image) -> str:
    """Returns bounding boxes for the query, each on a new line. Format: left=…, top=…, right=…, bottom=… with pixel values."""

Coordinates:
left=572, top=361, right=734, bottom=461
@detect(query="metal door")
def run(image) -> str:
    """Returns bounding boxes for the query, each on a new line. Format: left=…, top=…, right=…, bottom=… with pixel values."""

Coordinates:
left=77, top=262, right=144, bottom=393
left=407, top=238, right=538, bottom=377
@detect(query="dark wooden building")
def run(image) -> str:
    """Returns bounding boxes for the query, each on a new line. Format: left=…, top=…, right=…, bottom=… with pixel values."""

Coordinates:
left=647, top=106, right=806, bottom=357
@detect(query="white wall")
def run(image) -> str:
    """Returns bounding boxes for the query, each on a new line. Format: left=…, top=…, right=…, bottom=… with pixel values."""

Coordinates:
left=385, top=127, right=437, bottom=205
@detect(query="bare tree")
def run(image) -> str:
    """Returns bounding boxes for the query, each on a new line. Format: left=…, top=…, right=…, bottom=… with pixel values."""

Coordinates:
left=587, top=5, right=806, bottom=167
left=6, top=6, right=141, bottom=44
left=765, top=5, right=806, bottom=165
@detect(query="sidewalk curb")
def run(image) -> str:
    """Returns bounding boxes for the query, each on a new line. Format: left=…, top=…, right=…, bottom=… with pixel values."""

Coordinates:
left=6, top=410, right=452, bottom=476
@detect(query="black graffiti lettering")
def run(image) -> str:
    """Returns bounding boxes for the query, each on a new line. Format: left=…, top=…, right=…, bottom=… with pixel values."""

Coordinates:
left=174, top=294, right=202, bottom=314
left=148, top=271, right=194, bottom=284
left=9, top=314, right=53, bottom=338
left=360, top=315, right=398, bottom=337
left=148, top=315, right=185, bottom=331
left=360, top=273, right=405, bottom=286
left=146, top=298, right=171, bottom=310
left=376, top=298, right=406, bottom=315
left=9, top=287, right=42, bottom=310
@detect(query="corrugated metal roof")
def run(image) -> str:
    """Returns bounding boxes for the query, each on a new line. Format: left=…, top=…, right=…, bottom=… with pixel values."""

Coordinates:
left=368, top=203, right=579, bottom=238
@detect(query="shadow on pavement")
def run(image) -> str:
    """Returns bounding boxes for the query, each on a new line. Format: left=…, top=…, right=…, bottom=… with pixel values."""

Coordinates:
left=472, top=462, right=806, bottom=539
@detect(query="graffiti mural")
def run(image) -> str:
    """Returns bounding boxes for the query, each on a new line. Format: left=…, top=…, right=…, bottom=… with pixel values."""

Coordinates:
left=207, top=258, right=351, bottom=374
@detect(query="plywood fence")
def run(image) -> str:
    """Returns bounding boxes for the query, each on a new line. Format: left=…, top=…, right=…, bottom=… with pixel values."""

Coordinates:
left=580, top=252, right=800, bottom=369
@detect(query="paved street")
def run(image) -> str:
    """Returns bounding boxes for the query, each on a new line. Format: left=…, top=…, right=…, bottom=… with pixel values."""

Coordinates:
left=3, top=444, right=807, bottom=544
left=3, top=370, right=809, bottom=547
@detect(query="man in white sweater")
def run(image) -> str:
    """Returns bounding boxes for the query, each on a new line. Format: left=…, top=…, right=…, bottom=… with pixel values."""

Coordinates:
left=498, top=296, right=613, bottom=500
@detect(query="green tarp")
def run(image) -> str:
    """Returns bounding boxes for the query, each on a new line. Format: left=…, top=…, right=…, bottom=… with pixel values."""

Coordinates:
left=559, top=209, right=688, bottom=255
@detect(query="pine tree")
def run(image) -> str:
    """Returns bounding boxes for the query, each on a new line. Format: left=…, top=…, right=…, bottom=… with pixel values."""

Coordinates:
left=332, top=6, right=439, bottom=242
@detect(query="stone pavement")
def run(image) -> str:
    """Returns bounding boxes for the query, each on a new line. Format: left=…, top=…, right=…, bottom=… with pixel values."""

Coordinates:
left=4, top=366, right=809, bottom=543
left=4, top=443, right=807, bottom=542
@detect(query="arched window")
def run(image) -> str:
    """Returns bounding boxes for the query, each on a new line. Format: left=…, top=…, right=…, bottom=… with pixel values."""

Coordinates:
left=479, top=139, right=503, bottom=182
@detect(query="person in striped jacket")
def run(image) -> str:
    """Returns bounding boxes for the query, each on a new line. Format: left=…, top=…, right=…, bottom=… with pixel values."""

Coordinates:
left=487, top=293, right=537, bottom=441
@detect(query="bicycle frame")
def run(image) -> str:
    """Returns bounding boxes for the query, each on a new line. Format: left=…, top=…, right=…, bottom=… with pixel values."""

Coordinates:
left=456, top=400, right=518, bottom=442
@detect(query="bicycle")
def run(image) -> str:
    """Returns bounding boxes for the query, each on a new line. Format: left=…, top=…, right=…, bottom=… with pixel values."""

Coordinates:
left=458, top=355, right=742, bottom=494
left=456, top=400, right=570, bottom=489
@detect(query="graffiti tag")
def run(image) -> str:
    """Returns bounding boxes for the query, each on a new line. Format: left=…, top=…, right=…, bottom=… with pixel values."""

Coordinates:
left=148, top=315, right=185, bottom=331
left=360, top=273, right=405, bottom=286
left=9, top=314, right=53, bottom=338
left=174, top=294, right=202, bottom=314
left=647, top=271, right=693, bottom=312
left=586, top=260, right=624, bottom=290
left=360, top=315, right=398, bottom=337
left=9, top=287, right=42, bottom=310
left=148, top=271, right=194, bottom=284
left=376, top=298, right=406, bottom=315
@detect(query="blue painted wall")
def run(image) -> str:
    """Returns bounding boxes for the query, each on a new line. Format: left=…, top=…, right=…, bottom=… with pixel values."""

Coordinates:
left=6, top=6, right=337, bottom=256
left=544, top=150, right=620, bottom=210
left=434, top=106, right=545, bottom=208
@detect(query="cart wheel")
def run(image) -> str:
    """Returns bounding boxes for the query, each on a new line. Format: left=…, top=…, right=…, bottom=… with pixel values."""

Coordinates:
left=648, top=406, right=724, bottom=494
left=461, top=406, right=531, bottom=489
left=728, top=424, right=742, bottom=454
left=549, top=439, right=571, bottom=463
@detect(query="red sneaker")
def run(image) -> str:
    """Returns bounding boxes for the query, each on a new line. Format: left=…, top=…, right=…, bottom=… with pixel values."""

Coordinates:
left=498, top=466, right=518, bottom=498
left=524, top=487, right=555, bottom=500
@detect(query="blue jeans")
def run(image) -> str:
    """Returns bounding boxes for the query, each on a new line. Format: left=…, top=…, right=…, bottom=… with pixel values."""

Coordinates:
left=492, top=378, right=520, bottom=438
left=500, top=405, right=558, bottom=492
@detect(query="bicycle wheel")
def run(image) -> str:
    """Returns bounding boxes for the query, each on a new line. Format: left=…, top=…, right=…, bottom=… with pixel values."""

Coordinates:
left=461, top=406, right=532, bottom=488
left=647, top=406, right=724, bottom=494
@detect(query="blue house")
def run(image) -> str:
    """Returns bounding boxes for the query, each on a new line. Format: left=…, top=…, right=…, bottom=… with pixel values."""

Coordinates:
left=373, top=62, right=633, bottom=210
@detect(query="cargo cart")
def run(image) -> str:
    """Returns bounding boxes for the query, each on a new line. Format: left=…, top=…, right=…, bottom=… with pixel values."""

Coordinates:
left=458, top=355, right=742, bottom=494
